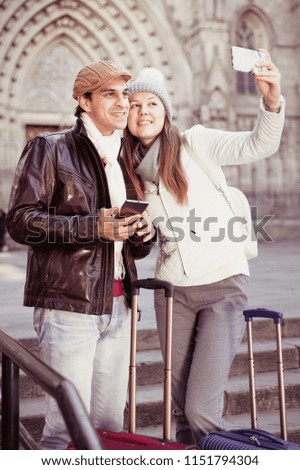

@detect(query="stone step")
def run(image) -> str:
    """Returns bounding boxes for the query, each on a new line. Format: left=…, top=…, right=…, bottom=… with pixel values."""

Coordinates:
left=6, top=338, right=298, bottom=398
left=244, top=315, right=300, bottom=342
left=0, top=338, right=300, bottom=398
left=230, top=337, right=300, bottom=377
left=136, top=406, right=300, bottom=445
left=135, top=314, right=300, bottom=345
left=14, top=369, right=300, bottom=425
left=19, top=396, right=46, bottom=445
left=224, top=408, right=300, bottom=444
left=121, top=368, right=300, bottom=429
left=18, top=398, right=300, bottom=447
left=16, top=367, right=300, bottom=445
left=2, top=313, right=300, bottom=358
left=135, top=338, right=300, bottom=386
left=224, top=368, right=300, bottom=416
left=2, top=316, right=300, bottom=448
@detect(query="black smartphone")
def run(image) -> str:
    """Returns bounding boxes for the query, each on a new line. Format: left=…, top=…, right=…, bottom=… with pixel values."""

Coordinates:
left=116, top=199, right=149, bottom=218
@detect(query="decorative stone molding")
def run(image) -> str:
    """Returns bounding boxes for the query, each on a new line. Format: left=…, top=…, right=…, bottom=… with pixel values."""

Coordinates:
left=1, top=1, right=192, bottom=112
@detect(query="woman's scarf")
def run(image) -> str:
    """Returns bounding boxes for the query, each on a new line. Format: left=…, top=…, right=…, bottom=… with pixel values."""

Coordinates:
left=134, top=138, right=161, bottom=185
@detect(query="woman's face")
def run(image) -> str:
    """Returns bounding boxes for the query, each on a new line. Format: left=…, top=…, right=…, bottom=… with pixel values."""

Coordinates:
left=128, top=92, right=166, bottom=147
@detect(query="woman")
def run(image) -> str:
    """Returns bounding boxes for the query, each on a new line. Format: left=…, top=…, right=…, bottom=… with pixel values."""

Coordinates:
left=123, top=51, right=284, bottom=445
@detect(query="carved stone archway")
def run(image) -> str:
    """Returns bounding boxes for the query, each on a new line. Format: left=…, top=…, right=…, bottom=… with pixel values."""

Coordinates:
left=0, top=0, right=192, bottom=207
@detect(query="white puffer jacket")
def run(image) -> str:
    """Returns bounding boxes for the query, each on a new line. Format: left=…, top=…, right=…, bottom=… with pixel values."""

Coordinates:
left=144, top=98, right=285, bottom=286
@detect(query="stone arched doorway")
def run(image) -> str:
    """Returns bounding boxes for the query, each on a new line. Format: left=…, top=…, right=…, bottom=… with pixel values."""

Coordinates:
left=0, top=0, right=192, bottom=208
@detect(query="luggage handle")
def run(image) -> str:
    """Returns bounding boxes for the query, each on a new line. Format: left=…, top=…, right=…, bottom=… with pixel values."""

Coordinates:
left=129, top=278, right=173, bottom=442
left=243, top=308, right=287, bottom=440
left=243, top=308, right=283, bottom=324
left=131, top=278, right=174, bottom=297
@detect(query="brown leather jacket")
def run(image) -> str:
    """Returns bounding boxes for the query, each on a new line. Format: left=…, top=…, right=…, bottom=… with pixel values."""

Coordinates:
left=6, top=119, right=153, bottom=315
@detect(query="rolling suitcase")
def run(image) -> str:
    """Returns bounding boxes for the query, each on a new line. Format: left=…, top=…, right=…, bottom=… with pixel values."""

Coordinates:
left=199, top=308, right=300, bottom=450
left=68, top=278, right=193, bottom=450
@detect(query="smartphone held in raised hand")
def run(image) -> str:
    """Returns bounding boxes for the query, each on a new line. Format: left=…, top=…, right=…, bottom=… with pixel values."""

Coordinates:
left=231, top=46, right=267, bottom=73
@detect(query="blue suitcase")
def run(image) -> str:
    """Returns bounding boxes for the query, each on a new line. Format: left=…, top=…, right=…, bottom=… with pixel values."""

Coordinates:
left=199, top=308, right=300, bottom=450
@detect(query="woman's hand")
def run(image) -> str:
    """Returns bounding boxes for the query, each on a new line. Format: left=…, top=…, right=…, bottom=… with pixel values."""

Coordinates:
left=134, top=210, right=155, bottom=242
left=98, top=207, right=140, bottom=241
left=253, top=49, right=281, bottom=109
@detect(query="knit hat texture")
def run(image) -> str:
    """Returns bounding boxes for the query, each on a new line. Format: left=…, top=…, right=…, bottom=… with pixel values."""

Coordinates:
left=72, top=60, right=132, bottom=99
left=128, top=67, right=172, bottom=120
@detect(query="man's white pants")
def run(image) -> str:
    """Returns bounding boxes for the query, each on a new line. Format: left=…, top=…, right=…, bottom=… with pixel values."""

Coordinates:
left=34, top=296, right=130, bottom=450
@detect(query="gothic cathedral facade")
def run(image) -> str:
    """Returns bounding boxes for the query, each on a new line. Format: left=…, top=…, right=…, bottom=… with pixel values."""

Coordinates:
left=0, top=1, right=299, bottom=239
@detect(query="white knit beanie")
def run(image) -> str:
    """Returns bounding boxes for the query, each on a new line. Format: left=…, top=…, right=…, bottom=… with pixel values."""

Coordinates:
left=127, top=67, right=172, bottom=120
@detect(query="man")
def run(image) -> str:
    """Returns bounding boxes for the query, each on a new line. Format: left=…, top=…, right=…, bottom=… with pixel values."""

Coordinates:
left=6, top=60, right=154, bottom=449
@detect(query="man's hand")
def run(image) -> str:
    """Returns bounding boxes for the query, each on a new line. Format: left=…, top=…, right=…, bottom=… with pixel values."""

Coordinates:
left=98, top=207, right=141, bottom=241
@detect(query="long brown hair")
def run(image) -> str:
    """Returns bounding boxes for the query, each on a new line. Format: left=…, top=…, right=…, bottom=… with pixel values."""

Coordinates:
left=123, top=117, right=188, bottom=205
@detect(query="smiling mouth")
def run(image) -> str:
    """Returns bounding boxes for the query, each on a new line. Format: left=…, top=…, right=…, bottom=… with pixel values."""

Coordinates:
left=137, top=121, right=152, bottom=126
left=111, top=112, right=127, bottom=117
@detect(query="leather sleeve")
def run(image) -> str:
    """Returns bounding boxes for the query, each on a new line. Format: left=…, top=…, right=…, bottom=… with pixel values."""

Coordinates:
left=6, top=136, right=100, bottom=247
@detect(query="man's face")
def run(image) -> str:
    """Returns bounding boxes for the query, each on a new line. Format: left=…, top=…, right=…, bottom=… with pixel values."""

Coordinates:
left=78, top=77, right=129, bottom=135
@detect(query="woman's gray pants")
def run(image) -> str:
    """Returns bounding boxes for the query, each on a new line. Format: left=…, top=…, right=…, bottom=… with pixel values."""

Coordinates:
left=154, top=274, right=249, bottom=445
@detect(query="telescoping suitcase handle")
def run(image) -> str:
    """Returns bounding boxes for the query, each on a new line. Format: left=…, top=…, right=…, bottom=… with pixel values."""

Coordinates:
left=243, top=308, right=287, bottom=440
left=131, top=278, right=174, bottom=297
left=129, top=278, right=174, bottom=441
left=243, top=308, right=283, bottom=324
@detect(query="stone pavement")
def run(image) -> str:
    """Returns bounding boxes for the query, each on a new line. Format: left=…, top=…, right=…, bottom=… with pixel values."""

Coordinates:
left=0, top=239, right=299, bottom=340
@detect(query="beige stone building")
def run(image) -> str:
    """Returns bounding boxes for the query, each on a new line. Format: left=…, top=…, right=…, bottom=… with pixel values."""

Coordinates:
left=0, top=0, right=299, bottom=239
